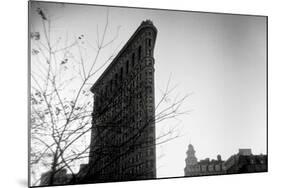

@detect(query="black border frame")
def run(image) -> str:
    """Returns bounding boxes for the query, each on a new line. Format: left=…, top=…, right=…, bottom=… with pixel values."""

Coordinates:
left=28, top=1, right=268, bottom=187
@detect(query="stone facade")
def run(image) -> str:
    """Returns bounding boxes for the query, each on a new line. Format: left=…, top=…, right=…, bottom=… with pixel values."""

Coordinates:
left=184, top=145, right=267, bottom=177
left=224, top=149, right=268, bottom=174
left=82, top=20, right=157, bottom=182
left=184, top=144, right=226, bottom=176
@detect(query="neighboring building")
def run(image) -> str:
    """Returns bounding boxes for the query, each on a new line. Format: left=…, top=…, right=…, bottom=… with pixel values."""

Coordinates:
left=184, top=144, right=226, bottom=176
left=224, top=149, right=268, bottom=174
left=184, top=146, right=267, bottom=177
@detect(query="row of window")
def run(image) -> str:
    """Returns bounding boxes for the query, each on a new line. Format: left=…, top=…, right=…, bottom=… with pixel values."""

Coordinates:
left=95, top=38, right=153, bottom=105
left=187, top=164, right=226, bottom=172
left=103, top=69, right=151, bottom=99
left=95, top=83, right=153, bottom=113
left=121, top=159, right=154, bottom=174
left=103, top=46, right=142, bottom=95
left=99, top=89, right=152, bottom=116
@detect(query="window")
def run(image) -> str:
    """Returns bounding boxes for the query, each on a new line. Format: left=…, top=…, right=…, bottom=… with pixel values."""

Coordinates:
left=148, top=87, right=153, bottom=94
left=106, top=85, right=109, bottom=96
left=120, top=67, right=123, bottom=82
left=148, top=49, right=151, bottom=56
left=150, top=148, right=154, bottom=155
left=99, top=90, right=103, bottom=103
left=138, top=46, right=142, bottom=60
left=115, top=73, right=118, bottom=87
left=95, top=95, right=99, bottom=107
left=126, top=60, right=129, bottom=74
left=147, top=38, right=151, bottom=47
left=132, top=53, right=135, bottom=67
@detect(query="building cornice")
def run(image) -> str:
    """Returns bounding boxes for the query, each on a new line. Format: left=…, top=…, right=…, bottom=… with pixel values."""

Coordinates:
left=90, top=20, right=157, bottom=93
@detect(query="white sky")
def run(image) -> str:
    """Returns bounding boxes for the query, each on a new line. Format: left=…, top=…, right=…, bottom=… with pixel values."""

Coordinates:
left=30, top=2, right=267, bottom=179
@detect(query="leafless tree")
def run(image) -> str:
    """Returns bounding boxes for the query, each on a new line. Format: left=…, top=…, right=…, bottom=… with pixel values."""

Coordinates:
left=30, top=4, right=189, bottom=186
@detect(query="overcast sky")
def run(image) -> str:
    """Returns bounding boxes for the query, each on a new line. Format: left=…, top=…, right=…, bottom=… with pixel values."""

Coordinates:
left=30, top=2, right=267, bottom=178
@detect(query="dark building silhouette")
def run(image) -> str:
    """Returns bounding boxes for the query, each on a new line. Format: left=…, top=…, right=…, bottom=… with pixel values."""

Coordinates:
left=184, top=145, right=267, bottom=177
left=79, top=20, right=158, bottom=183
left=224, top=149, right=268, bottom=174
left=40, top=169, right=72, bottom=186
left=40, top=20, right=157, bottom=185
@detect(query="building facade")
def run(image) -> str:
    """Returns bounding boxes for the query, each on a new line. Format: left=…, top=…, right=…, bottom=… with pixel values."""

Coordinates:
left=224, top=149, right=268, bottom=174
left=82, top=20, right=158, bottom=182
left=184, top=144, right=226, bottom=176
left=40, top=20, right=158, bottom=185
left=184, top=145, right=267, bottom=177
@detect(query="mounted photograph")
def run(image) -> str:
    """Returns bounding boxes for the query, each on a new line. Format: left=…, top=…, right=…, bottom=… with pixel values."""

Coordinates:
left=28, top=1, right=268, bottom=187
